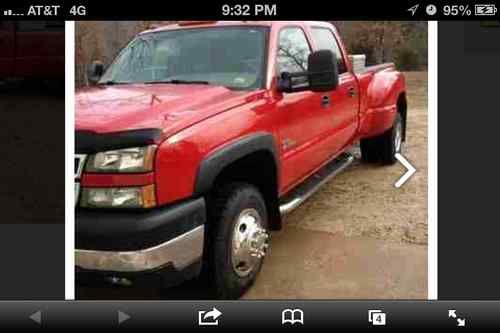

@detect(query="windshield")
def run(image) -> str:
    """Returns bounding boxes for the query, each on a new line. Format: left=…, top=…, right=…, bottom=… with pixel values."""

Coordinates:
left=99, top=26, right=268, bottom=90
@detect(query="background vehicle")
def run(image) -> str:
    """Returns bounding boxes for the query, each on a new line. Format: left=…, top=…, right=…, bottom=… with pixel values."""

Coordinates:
left=75, top=21, right=407, bottom=299
left=0, top=21, right=64, bottom=81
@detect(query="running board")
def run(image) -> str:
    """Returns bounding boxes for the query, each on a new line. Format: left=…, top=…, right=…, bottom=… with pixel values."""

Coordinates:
left=279, top=153, right=355, bottom=215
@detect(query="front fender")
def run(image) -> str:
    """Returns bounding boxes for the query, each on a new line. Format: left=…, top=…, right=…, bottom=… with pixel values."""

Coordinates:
left=153, top=97, right=279, bottom=206
left=193, top=133, right=279, bottom=196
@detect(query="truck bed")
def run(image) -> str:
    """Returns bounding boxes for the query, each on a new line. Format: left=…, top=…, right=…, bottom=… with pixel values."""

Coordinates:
left=356, top=62, right=395, bottom=75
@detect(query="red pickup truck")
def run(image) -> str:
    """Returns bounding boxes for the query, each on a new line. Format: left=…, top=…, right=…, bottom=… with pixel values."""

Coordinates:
left=75, top=21, right=407, bottom=299
left=0, top=21, right=64, bottom=80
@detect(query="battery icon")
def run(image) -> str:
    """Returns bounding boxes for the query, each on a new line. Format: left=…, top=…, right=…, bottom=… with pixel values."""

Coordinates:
left=475, top=4, right=498, bottom=16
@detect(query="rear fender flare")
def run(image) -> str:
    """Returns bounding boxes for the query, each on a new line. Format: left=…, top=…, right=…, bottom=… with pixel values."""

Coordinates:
left=360, top=71, right=406, bottom=138
left=367, top=70, right=406, bottom=109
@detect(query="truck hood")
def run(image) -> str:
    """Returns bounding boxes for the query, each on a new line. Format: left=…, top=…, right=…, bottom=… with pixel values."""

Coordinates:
left=76, top=84, right=260, bottom=139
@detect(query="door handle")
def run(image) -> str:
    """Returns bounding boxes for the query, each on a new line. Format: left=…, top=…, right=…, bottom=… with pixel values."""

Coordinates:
left=321, top=95, right=330, bottom=107
left=348, top=87, right=356, bottom=97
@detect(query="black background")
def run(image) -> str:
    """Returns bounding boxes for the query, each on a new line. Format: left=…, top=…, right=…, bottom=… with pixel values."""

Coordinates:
left=0, top=0, right=499, bottom=303
left=0, top=0, right=499, bottom=20
left=0, top=225, right=64, bottom=299
left=438, top=22, right=500, bottom=299
left=0, top=19, right=65, bottom=298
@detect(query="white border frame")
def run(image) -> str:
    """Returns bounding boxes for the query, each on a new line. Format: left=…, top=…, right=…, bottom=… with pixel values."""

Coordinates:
left=65, top=21, right=76, bottom=300
left=428, top=21, right=438, bottom=300
left=64, top=21, right=438, bottom=300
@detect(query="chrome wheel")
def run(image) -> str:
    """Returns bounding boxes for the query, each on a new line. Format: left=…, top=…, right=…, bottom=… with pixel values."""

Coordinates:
left=231, top=208, right=269, bottom=277
left=394, top=119, right=403, bottom=153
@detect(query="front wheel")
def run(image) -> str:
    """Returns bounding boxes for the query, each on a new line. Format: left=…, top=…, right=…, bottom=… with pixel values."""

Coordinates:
left=206, top=182, right=269, bottom=299
left=361, top=113, right=404, bottom=165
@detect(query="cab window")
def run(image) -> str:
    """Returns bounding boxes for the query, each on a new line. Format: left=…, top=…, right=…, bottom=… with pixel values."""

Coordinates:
left=310, top=27, right=347, bottom=74
left=277, top=27, right=312, bottom=74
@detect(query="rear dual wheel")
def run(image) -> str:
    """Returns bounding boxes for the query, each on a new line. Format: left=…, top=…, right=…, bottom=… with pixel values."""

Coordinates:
left=361, top=113, right=404, bottom=165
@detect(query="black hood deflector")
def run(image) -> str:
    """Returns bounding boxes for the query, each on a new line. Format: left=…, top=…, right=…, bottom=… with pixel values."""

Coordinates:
left=75, top=128, right=162, bottom=154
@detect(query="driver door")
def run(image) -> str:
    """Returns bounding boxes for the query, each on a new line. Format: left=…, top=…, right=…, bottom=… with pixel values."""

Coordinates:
left=275, top=26, right=334, bottom=193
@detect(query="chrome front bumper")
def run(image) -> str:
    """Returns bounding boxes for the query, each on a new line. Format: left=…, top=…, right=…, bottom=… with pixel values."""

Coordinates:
left=75, top=225, right=204, bottom=272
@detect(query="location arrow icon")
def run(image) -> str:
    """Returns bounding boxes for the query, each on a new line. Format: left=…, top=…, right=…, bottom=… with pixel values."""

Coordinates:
left=408, top=4, right=420, bottom=16
left=394, top=153, right=416, bottom=188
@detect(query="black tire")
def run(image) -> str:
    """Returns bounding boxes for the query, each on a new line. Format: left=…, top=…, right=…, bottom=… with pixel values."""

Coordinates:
left=360, top=138, right=380, bottom=163
left=360, top=113, right=404, bottom=165
left=206, top=182, right=269, bottom=299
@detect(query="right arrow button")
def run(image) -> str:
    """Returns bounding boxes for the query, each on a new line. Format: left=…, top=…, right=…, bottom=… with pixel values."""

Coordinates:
left=118, top=311, right=131, bottom=325
left=394, top=153, right=417, bottom=188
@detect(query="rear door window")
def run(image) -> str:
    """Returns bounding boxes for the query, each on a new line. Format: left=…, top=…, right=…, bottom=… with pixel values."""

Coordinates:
left=310, top=27, right=347, bottom=74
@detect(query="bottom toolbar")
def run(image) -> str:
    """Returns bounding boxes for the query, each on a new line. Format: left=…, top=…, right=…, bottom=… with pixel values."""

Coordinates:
left=0, top=301, right=498, bottom=329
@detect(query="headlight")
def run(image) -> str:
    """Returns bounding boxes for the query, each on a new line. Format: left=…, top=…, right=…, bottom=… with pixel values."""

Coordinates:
left=86, top=146, right=156, bottom=173
left=80, top=185, right=156, bottom=208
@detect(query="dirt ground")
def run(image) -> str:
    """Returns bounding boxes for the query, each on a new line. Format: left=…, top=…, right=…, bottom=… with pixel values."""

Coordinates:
left=0, top=81, right=64, bottom=224
left=77, top=71, right=428, bottom=299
